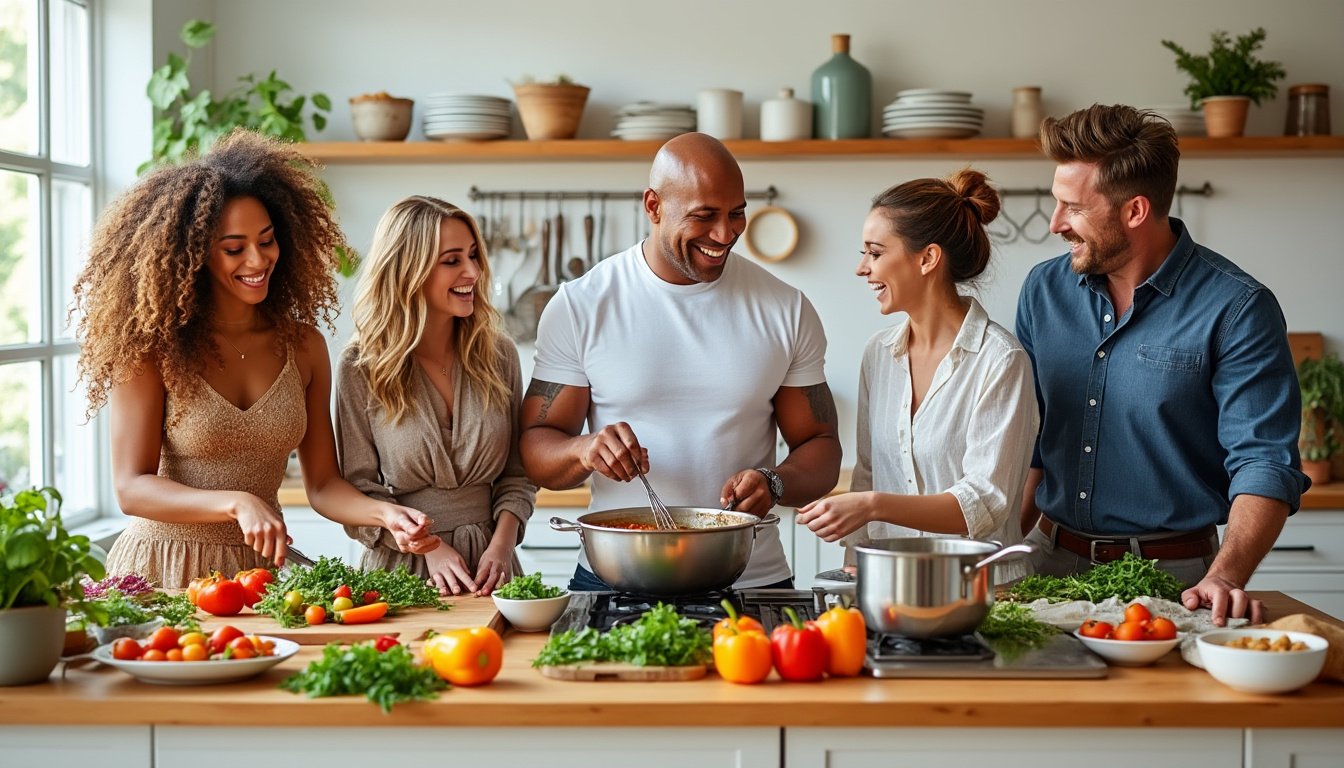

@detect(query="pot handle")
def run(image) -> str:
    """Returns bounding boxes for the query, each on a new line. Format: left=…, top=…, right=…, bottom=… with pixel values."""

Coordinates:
left=753, top=513, right=781, bottom=533
left=968, top=543, right=1034, bottom=573
left=549, top=516, right=582, bottom=533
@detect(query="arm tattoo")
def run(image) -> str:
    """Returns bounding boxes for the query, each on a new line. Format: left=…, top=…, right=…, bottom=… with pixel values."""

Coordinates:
left=525, top=380, right=566, bottom=424
left=802, top=383, right=838, bottom=428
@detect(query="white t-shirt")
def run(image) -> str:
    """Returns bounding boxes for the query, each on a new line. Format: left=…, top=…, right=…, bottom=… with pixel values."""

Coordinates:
left=532, top=242, right=829, bottom=587
left=844, top=297, right=1038, bottom=583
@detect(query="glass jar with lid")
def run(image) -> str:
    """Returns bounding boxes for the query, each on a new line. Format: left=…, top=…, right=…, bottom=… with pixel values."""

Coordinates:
left=1284, top=83, right=1330, bottom=136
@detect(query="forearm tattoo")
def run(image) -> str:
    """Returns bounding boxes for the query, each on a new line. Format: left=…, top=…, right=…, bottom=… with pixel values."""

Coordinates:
left=525, top=380, right=566, bottom=424
left=802, top=383, right=838, bottom=427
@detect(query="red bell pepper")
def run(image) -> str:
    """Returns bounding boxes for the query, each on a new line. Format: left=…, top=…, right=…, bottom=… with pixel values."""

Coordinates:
left=770, top=606, right=828, bottom=681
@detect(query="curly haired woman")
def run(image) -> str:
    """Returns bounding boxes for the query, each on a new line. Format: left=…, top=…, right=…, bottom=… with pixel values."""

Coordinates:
left=73, top=129, right=439, bottom=588
left=335, top=196, right=535, bottom=596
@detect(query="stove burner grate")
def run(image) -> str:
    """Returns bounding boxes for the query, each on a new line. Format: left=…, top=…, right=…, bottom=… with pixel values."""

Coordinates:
left=869, top=632, right=995, bottom=663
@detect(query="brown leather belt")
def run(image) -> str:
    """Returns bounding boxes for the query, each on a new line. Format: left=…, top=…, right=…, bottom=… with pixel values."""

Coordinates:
left=1037, top=517, right=1217, bottom=563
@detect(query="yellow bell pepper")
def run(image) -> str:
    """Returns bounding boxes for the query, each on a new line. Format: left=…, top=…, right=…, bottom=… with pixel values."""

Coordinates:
left=815, top=601, right=867, bottom=677
left=713, top=598, right=765, bottom=641
left=423, top=626, right=504, bottom=686
left=713, top=627, right=773, bottom=684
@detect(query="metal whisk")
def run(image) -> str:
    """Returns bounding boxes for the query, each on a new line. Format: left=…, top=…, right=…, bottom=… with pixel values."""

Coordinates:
left=636, top=470, right=678, bottom=530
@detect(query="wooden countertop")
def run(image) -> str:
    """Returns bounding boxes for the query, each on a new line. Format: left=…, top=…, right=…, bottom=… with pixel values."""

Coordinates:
left=279, top=470, right=1344, bottom=511
left=3, top=592, right=1342, bottom=729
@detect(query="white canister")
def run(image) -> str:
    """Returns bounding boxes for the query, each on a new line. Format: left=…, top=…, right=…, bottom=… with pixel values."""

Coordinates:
left=1011, top=86, right=1044, bottom=140
left=760, top=87, right=812, bottom=141
left=697, top=88, right=744, bottom=140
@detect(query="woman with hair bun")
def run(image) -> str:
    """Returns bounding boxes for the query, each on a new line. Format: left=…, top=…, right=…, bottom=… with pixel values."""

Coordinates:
left=797, top=168, right=1038, bottom=581
left=74, top=129, right=439, bottom=587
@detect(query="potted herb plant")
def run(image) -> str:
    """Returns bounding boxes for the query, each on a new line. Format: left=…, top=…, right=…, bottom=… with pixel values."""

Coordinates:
left=0, top=487, right=106, bottom=685
left=1298, top=354, right=1344, bottom=485
left=1161, top=27, right=1286, bottom=138
left=512, top=75, right=591, bottom=140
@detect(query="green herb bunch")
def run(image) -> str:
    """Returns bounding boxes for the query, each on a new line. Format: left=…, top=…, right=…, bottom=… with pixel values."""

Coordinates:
left=1161, top=27, right=1286, bottom=109
left=532, top=603, right=712, bottom=668
left=977, top=602, right=1059, bottom=661
left=1002, top=552, right=1185, bottom=603
left=494, top=572, right=564, bottom=600
left=280, top=641, right=447, bottom=713
left=252, top=556, right=446, bottom=628
left=1, top=486, right=104, bottom=611
left=77, top=588, right=199, bottom=632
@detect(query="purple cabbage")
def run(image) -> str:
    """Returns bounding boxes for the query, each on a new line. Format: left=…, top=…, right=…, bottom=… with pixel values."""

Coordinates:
left=80, top=573, right=155, bottom=599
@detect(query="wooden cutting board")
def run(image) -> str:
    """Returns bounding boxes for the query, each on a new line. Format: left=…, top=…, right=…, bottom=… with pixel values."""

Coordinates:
left=196, top=596, right=503, bottom=645
left=538, top=663, right=708, bottom=681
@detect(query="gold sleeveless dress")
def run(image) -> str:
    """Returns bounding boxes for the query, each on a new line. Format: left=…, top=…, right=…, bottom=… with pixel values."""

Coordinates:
left=105, top=355, right=307, bottom=588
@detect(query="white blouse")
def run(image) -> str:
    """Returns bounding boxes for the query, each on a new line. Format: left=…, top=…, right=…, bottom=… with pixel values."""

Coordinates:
left=844, top=297, right=1039, bottom=582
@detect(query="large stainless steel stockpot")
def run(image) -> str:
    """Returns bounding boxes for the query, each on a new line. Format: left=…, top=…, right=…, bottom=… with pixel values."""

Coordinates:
left=855, top=537, right=1033, bottom=638
left=549, top=507, right=780, bottom=595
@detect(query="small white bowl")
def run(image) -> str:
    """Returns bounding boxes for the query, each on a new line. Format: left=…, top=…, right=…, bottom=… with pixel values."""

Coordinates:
left=1073, top=630, right=1181, bottom=666
left=1195, top=629, right=1328, bottom=694
left=492, top=592, right=571, bottom=632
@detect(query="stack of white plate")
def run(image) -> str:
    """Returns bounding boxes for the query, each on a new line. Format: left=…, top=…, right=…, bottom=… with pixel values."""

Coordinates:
left=612, top=102, right=696, bottom=141
left=1151, top=104, right=1205, bottom=136
left=882, top=89, right=984, bottom=139
left=423, top=94, right=513, bottom=141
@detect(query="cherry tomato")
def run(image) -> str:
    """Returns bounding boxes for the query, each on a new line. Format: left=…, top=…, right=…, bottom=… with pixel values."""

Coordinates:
left=1146, top=616, right=1178, bottom=640
left=374, top=634, right=400, bottom=652
left=141, top=649, right=168, bottom=662
left=282, top=590, right=305, bottom=615
left=111, top=637, right=143, bottom=661
left=362, top=590, right=381, bottom=606
left=331, top=596, right=355, bottom=612
left=181, top=643, right=208, bottom=662
left=1078, top=619, right=1115, bottom=639
left=145, top=626, right=181, bottom=653
left=208, top=625, right=245, bottom=655
left=305, top=604, right=327, bottom=626
left=1124, top=602, right=1152, bottom=624
left=165, top=648, right=185, bottom=662
left=227, top=636, right=256, bottom=659
left=177, top=631, right=207, bottom=649
left=333, top=584, right=353, bottom=600
left=1112, top=620, right=1149, bottom=642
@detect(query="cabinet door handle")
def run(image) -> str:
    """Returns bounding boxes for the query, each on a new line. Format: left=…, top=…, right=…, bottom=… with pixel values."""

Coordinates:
left=519, top=544, right=581, bottom=551
left=1270, top=545, right=1317, bottom=552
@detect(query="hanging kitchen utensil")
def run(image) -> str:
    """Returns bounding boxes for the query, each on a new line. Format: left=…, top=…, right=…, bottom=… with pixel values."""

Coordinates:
left=597, top=195, right=608, bottom=262
left=554, top=208, right=568, bottom=281
left=583, top=209, right=596, bottom=270
left=509, top=210, right=555, bottom=343
left=565, top=201, right=587, bottom=279
left=743, top=204, right=799, bottom=262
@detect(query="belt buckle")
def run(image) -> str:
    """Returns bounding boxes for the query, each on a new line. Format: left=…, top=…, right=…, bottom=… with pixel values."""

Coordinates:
left=1088, top=537, right=1127, bottom=564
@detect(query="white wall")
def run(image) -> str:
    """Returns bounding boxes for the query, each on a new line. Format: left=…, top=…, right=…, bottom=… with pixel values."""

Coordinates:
left=139, top=0, right=1344, bottom=461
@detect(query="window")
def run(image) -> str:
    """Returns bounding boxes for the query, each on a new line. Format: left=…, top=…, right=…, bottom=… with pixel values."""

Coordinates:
left=0, top=0, right=98, bottom=522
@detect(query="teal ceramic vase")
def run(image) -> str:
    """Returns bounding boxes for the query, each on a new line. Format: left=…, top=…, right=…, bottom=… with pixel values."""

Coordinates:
left=811, top=34, right=872, bottom=139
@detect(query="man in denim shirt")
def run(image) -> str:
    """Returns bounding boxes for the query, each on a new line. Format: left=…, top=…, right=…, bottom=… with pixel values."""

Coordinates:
left=1016, top=104, right=1309, bottom=625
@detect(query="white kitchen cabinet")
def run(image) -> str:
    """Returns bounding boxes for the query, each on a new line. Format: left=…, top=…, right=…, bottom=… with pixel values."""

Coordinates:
left=0, top=725, right=151, bottom=768
left=788, top=509, right=845, bottom=589
left=785, top=727, right=1242, bottom=768
left=157, top=726, right=780, bottom=768
left=1239, top=510, right=1344, bottom=619
left=518, top=505, right=583, bottom=588
left=1247, top=728, right=1344, bottom=767
left=280, top=504, right=366, bottom=564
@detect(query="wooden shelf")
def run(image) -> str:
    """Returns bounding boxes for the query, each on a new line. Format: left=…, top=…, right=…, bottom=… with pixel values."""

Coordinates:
left=298, top=135, right=1344, bottom=164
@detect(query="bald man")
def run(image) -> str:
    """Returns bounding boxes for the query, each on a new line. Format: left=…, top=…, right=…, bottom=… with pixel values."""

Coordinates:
left=521, top=133, right=841, bottom=592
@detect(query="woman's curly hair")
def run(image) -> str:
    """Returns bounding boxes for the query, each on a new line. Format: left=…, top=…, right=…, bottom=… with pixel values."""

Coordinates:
left=72, top=129, right=346, bottom=419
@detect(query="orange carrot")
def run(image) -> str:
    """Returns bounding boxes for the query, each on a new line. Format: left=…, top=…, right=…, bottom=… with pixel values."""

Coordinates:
left=335, top=601, right=389, bottom=624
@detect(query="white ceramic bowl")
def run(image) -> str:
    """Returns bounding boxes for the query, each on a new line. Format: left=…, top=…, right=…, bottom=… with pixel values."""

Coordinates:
left=1195, top=629, right=1328, bottom=694
left=1073, top=630, right=1181, bottom=666
left=492, top=592, right=571, bottom=632
left=349, top=96, right=414, bottom=141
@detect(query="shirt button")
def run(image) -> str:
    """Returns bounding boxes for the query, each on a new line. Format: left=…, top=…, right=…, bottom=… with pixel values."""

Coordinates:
left=1079, top=491, right=1088, bottom=499
left=1097, top=350, right=1106, bottom=358
left=1084, top=446, right=1092, bottom=453
left=1104, top=314, right=1112, bottom=322
left=1089, top=398, right=1097, bottom=406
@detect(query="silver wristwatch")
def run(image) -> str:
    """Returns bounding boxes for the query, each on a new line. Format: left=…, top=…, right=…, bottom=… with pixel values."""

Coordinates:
left=753, top=467, right=783, bottom=507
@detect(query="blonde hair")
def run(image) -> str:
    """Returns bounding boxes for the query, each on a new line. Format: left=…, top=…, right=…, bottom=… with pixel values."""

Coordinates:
left=349, top=196, right=508, bottom=423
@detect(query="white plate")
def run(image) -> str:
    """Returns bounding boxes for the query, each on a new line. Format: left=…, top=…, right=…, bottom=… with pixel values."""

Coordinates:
left=618, top=102, right=694, bottom=115
left=883, top=126, right=981, bottom=139
left=92, top=636, right=299, bottom=685
left=896, top=88, right=973, bottom=100
left=426, top=130, right=511, bottom=141
left=892, top=96, right=974, bottom=106
left=884, top=106, right=984, bottom=117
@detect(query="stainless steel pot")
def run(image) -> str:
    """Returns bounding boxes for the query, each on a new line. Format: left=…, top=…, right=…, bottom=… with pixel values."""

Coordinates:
left=855, top=537, right=1033, bottom=638
left=549, top=507, right=780, bottom=595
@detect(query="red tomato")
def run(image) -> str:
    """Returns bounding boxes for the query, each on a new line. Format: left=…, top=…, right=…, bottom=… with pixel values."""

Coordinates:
left=196, top=575, right=247, bottom=616
left=208, top=625, right=245, bottom=655
left=235, top=568, right=275, bottom=608
left=361, top=590, right=381, bottom=606
left=227, top=636, right=256, bottom=659
left=1078, top=619, right=1115, bottom=639
left=1112, top=620, right=1149, bottom=642
left=141, top=649, right=168, bottom=662
left=374, top=634, right=400, bottom=652
left=304, top=604, right=327, bottom=626
left=111, top=637, right=143, bottom=661
left=145, top=626, right=181, bottom=653
left=1146, top=617, right=1178, bottom=640
left=333, top=584, right=353, bottom=600
left=1123, top=603, right=1152, bottom=624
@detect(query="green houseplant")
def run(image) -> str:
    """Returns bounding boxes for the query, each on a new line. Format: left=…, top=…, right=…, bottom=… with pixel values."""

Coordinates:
left=1160, top=27, right=1286, bottom=138
left=0, top=487, right=106, bottom=685
left=1298, top=354, right=1344, bottom=484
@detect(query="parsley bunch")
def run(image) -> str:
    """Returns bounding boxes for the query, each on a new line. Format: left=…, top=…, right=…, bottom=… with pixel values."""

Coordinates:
left=1002, top=552, right=1185, bottom=603
left=494, top=572, right=564, bottom=600
left=532, top=603, right=712, bottom=668
left=977, top=602, right=1059, bottom=661
left=280, top=641, right=447, bottom=712
left=253, top=556, right=446, bottom=627
left=78, top=588, right=199, bottom=631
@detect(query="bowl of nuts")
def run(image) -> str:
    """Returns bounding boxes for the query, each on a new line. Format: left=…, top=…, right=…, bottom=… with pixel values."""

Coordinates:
left=1195, top=629, right=1328, bottom=694
left=349, top=92, right=414, bottom=141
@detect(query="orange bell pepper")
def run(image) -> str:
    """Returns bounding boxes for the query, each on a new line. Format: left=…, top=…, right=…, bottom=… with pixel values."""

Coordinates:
left=424, top=626, right=504, bottom=686
left=713, top=625, right=773, bottom=684
left=713, top=598, right=765, bottom=641
left=814, top=599, right=867, bottom=677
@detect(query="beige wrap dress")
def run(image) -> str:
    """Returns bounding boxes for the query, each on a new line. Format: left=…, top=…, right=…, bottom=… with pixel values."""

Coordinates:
left=334, top=336, right=536, bottom=578
left=105, top=353, right=307, bottom=588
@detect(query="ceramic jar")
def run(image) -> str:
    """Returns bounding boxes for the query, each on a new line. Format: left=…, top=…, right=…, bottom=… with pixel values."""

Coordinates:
left=1011, top=86, right=1044, bottom=140
left=811, top=34, right=872, bottom=139
left=760, top=88, right=812, bottom=141
left=1284, top=83, right=1330, bottom=136
left=696, top=88, right=744, bottom=140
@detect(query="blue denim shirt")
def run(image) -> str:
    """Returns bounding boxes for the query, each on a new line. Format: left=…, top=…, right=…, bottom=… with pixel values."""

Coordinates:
left=1015, top=218, right=1308, bottom=535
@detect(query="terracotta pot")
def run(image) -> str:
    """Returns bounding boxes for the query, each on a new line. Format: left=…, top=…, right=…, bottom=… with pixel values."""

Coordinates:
left=1302, top=459, right=1333, bottom=486
left=1201, top=96, right=1251, bottom=138
left=512, top=83, right=590, bottom=140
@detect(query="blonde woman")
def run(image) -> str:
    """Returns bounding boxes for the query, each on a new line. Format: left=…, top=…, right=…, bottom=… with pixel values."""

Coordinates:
left=336, top=196, right=536, bottom=596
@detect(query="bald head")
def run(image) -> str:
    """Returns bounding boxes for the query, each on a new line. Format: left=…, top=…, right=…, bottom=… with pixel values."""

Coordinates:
left=649, top=132, right=744, bottom=197
left=640, top=133, right=747, bottom=285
